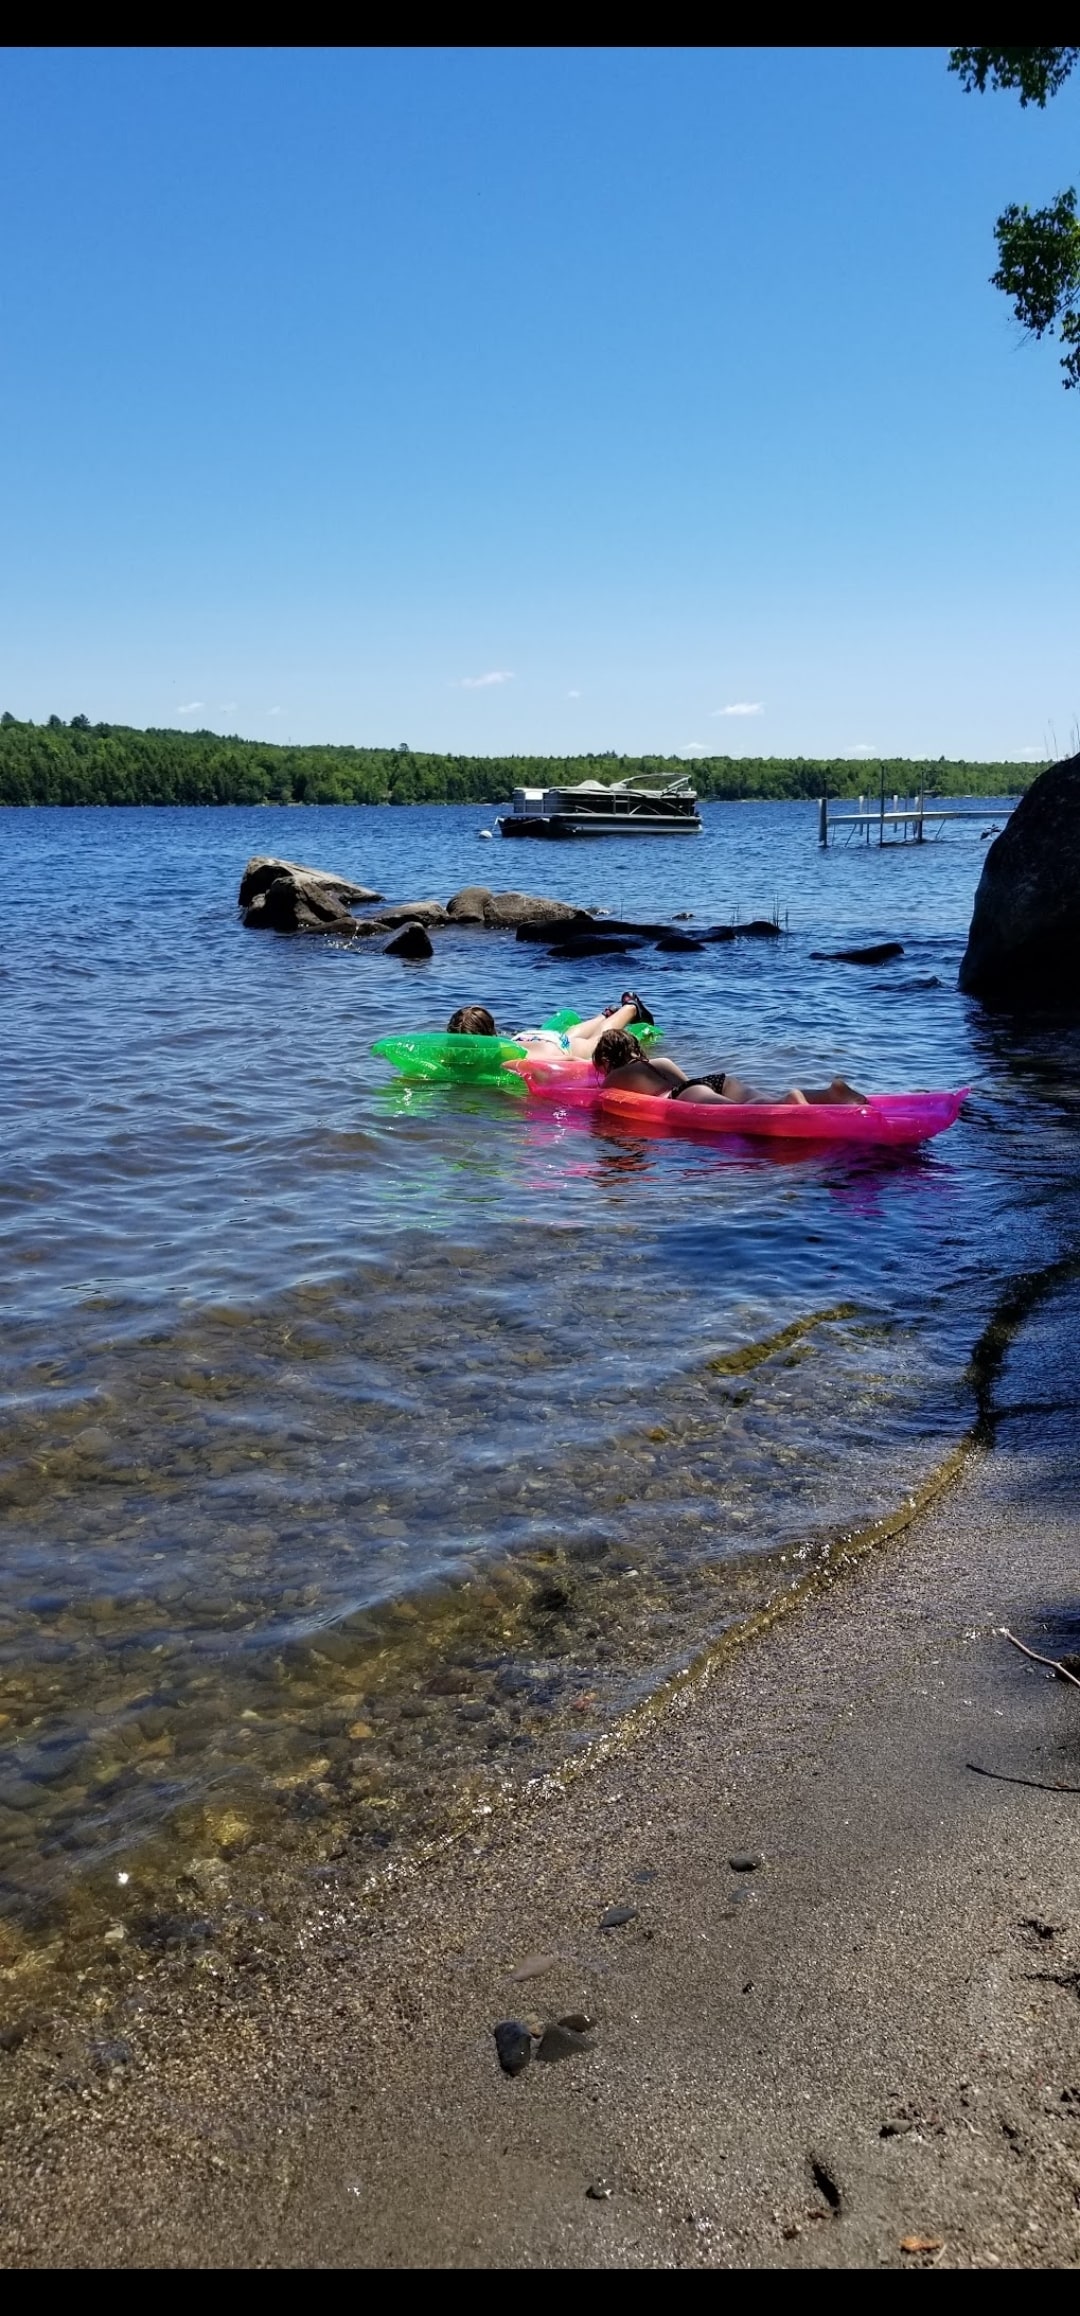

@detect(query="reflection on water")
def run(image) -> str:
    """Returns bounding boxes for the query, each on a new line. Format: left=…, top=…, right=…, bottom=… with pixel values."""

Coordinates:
left=2, top=801, right=1080, bottom=1952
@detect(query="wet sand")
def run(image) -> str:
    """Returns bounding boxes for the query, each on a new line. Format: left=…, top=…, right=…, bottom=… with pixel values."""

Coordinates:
left=1, top=1285, right=1079, bottom=2269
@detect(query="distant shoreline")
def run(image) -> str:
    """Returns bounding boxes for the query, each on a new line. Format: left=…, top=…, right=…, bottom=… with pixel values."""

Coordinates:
left=0, top=719, right=1038, bottom=810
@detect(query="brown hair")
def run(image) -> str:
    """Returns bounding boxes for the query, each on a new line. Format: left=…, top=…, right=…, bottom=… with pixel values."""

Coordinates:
left=447, top=1005, right=496, bottom=1037
left=592, top=1028, right=645, bottom=1076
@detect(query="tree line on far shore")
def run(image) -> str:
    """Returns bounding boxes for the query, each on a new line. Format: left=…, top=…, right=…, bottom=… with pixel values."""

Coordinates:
left=0, top=715, right=1040, bottom=807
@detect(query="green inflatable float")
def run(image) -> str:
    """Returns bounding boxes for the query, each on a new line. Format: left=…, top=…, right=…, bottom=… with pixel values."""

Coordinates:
left=370, top=1033, right=527, bottom=1083
left=371, top=1011, right=663, bottom=1085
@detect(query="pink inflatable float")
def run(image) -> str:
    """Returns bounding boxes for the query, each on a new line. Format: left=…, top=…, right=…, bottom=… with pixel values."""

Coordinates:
left=508, top=1055, right=968, bottom=1145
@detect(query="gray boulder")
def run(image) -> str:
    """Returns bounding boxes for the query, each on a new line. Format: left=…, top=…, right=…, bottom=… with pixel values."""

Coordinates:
left=480, top=892, right=585, bottom=928
left=959, top=754, right=1080, bottom=1006
left=444, top=886, right=596, bottom=929
left=244, top=874, right=364, bottom=934
left=446, top=885, right=493, bottom=922
left=238, top=856, right=382, bottom=909
left=376, top=900, right=451, bottom=927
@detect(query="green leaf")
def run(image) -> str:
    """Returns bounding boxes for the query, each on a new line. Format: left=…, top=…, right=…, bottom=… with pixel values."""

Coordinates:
left=949, top=47, right=1080, bottom=108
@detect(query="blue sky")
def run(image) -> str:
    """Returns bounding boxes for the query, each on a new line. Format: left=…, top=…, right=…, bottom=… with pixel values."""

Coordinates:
left=1, top=45, right=1077, bottom=760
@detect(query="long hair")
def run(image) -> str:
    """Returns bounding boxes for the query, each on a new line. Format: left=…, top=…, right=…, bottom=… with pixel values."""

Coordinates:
left=447, top=1005, right=496, bottom=1036
left=592, top=1028, right=645, bottom=1076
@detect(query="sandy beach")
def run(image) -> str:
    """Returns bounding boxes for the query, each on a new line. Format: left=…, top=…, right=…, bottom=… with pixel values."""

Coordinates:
left=1, top=1278, right=1078, bottom=2270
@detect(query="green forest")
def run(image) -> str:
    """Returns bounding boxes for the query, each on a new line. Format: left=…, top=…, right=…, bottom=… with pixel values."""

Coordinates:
left=0, top=715, right=1041, bottom=808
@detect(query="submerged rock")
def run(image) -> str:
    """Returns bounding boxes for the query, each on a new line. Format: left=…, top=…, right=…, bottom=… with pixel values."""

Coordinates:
left=959, top=753, right=1080, bottom=1007
left=385, top=922, right=434, bottom=959
left=89, top=2036, right=133, bottom=2073
left=810, top=941, right=904, bottom=966
left=551, top=935, right=642, bottom=958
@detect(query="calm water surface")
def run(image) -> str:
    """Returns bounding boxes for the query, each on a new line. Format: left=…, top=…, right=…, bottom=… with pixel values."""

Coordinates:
left=2, top=800, right=1079, bottom=1937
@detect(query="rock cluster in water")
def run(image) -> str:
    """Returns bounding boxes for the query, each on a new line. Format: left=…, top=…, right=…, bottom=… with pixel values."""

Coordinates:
left=238, top=861, right=788, bottom=962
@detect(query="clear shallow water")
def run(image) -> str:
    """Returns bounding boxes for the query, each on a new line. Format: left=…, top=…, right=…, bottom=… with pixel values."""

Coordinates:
left=3, top=799, right=1080, bottom=1938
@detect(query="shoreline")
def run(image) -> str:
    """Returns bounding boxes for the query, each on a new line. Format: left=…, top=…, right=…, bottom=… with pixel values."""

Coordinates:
left=0, top=1261, right=1044, bottom=2019
left=2, top=1278, right=1079, bottom=2267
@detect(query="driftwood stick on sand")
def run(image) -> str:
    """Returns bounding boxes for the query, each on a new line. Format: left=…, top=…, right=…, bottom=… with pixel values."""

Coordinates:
left=1001, top=1627, right=1080, bottom=1691
left=967, top=1761, right=1080, bottom=1794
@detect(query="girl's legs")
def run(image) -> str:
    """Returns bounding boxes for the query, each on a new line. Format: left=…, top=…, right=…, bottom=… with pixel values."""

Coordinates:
left=567, top=1001, right=639, bottom=1059
left=783, top=1077, right=866, bottom=1106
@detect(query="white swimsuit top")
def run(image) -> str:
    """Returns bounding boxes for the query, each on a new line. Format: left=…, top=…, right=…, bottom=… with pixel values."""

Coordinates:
left=515, top=1028, right=572, bottom=1052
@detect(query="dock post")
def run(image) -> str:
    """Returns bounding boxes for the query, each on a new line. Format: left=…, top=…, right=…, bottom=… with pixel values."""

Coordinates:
left=916, top=791, right=925, bottom=842
left=818, top=796, right=828, bottom=847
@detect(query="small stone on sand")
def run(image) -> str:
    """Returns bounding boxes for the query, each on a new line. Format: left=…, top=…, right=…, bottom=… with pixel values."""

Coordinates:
left=493, top=2020, right=532, bottom=2076
left=537, top=2022, right=591, bottom=2064
left=508, top=1953, right=560, bottom=1984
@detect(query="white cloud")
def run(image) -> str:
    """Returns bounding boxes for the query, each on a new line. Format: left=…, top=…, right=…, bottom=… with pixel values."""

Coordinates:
left=711, top=702, right=763, bottom=717
left=458, top=670, right=515, bottom=689
left=177, top=701, right=204, bottom=714
left=1020, top=745, right=1044, bottom=759
left=218, top=700, right=238, bottom=712
left=848, top=743, right=877, bottom=758
left=268, top=706, right=282, bottom=716
left=679, top=741, right=708, bottom=756
left=566, top=688, right=581, bottom=699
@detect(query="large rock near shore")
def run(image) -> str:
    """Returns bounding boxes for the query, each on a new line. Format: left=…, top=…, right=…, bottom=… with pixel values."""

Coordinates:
left=238, top=857, right=382, bottom=910
left=959, top=754, right=1080, bottom=1006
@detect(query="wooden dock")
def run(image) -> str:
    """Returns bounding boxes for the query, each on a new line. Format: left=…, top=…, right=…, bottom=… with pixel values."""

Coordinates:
left=818, top=794, right=1014, bottom=848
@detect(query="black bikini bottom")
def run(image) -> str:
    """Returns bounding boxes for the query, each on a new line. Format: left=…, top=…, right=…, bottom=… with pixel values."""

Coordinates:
left=670, top=1072, right=727, bottom=1100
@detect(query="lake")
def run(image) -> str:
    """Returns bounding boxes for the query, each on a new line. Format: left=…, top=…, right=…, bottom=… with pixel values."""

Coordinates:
left=3, top=799, right=1078, bottom=1945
